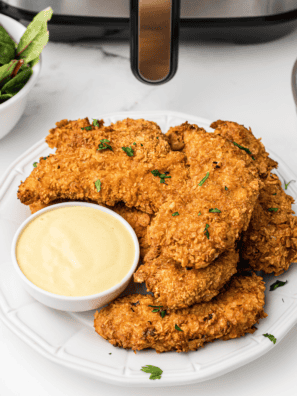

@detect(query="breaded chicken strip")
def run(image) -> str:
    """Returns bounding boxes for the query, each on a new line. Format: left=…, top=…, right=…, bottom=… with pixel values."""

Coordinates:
left=210, top=120, right=278, bottom=178
left=241, top=173, right=297, bottom=275
left=18, top=119, right=189, bottom=214
left=94, top=274, right=266, bottom=353
left=29, top=200, right=152, bottom=260
left=133, top=249, right=238, bottom=310
left=147, top=123, right=261, bottom=268
left=46, top=118, right=104, bottom=149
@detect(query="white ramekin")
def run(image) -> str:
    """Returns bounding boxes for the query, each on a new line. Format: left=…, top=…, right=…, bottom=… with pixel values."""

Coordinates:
left=0, top=14, right=42, bottom=140
left=11, top=202, right=140, bottom=312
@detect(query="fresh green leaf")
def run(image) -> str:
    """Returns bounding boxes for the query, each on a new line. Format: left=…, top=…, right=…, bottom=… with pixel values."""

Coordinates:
left=204, top=224, right=210, bottom=239
left=0, top=60, right=18, bottom=88
left=263, top=333, right=276, bottom=344
left=225, top=186, right=228, bottom=190
left=198, top=212, right=201, bottom=216
left=0, top=42, right=16, bottom=65
left=151, top=170, right=161, bottom=177
left=270, top=280, right=287, bottom=291
left=17, top=7, right=53, bottom=64
left=172, top=212, right=179, bottom=216
left=209, top=208, right=221, bottom=213
left=272, top=193, right=277, bottom=195
left=93, top=119, right=100, bottom=127
left=0, top=93, right=12, bottom=103
left=98, top=139, right=112, bottom=151
left=151, top=309, right=159, bottom=313
left=198, top=172, right=209, bottom=186
left=175, top=324, right=183, bottom=332
left=2, top=68, right=32, bottom=95
left=133, top=142, right=136, bottom=145
left=0, top=26, right=16, bottom=46
left=160, top=310, right=166, bottom=318
left=141, top=365, right=163, bottom=380
left=268, top=208, right=278, bottom=212
left=29, top=55, right=40, bottom=68
left=95, top=179, right=101, bottom=192
left=285, top=180, right=295, bottom=190
left=109, top=353, right=112, bottom=355
left=122, top=146, right=134, bottom=157
left=233, top=141, right=253, bottom=156
left=252, top=156, right=255, bottom=160
left=33, top=162, right=38, bottom=167
left=81, top=126, right=92, bottom=131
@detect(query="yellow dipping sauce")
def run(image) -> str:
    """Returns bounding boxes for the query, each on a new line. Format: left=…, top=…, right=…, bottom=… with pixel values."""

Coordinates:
left=16, top=206, right=136, bottom=297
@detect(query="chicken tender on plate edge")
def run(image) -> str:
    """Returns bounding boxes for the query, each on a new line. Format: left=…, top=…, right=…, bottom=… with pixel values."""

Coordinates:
left=94, top=274, right=267, bottom=353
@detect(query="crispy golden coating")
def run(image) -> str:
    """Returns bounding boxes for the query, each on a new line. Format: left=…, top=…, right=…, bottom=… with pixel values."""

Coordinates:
left=241, top=173, right=297, bottom=275
left=46, top=118, right=104, bottom=149
left=133, top=249, right=238, bottom=310
left=210, top=120, right=278, bottom=178
left=29, top=199, right=152, bottom=260
left=94, top=274, right=266, bottom=353
left=18, top=118, right=189, bottom=214
left=147, top=123, right=262, bottom=268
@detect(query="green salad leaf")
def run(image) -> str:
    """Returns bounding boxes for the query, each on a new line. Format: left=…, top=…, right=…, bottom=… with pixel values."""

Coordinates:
left=0, top=93, right=12, bottom=104
left=0, top=8, right=52, bottom=105
left=141, top=365, right=163, bottom=380
left=17, top=7, right=53, bottom=65
left=1, top=68, right=32, bottom=95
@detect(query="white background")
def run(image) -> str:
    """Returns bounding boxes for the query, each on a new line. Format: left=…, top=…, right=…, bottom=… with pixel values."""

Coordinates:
left=1, top=22, right=297, bottom=396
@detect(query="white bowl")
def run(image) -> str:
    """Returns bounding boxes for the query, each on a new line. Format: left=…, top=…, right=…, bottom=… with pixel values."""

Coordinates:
left=11, top=202, right=140, bottom=312
left=0, top=14, right=42, bottom=140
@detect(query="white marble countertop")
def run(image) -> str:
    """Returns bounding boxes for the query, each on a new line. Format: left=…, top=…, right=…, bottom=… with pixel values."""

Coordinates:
left=1, top=26, right=297, bottom=396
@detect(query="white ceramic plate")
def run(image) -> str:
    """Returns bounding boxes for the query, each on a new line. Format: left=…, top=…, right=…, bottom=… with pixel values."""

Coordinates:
left=0, top=111, right=297, bottom=387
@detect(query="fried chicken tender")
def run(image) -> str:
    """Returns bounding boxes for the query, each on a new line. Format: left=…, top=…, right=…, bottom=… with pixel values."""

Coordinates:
left=29, top=199, right=152, bottom=260
left=210, top=120, right=278, bottom=178
left=147, top=123, right=262, bottom=268
left=133, top=249, right=238, bottom=310
left=94, top=274, right=266, bottom=353
left=241, top=173, right=297, bottom=275
left=17, top=118, right=189, bottom=214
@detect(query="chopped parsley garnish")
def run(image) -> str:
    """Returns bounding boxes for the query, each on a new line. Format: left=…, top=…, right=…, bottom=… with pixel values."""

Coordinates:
left=81, top=126, right=92, bottom=131
left=285, top=180, right=295, bottom=190
left=93, top=119, right=100, bottom=127
left=273, top=193, right=277, bottom=195
left=198, top=212, right=201, bottom=216
left=233, top=141, right=253, bottom=156
left=204, top=224, right=210, bottom=239
left=225, top=186, right=228, bottom=190
left=141, top=144, right=143, bottom=146
left=268, top=208, right=278, bottom=212
left=141, top=365, right=163, bottom=380
left=33, top=162, right=37, bottom=167
left=175, top=324, right=183, bottom=332
left=148, top=305, right=166, bottom=318
left=198, top=172, right=209, bottom=187
left=151, top=169, right=171, bottom=184
left=133, top=142, right=136, bottom=145
left=98, top=139, right=112, bottom=151
left=109, top=353, right=112, bottom=355
left=43, top=156, right=50, bottom=160
left=122, top=146, right=134, bottom=157
left=270, top=280, right=287, bottom=291
left=172, top=212, right=179, bottom=216
left=263, top=333, right=276, bottom=344
left=209, top=208, right=221, bottom=213
left=95, top=179, right=101, bottom=192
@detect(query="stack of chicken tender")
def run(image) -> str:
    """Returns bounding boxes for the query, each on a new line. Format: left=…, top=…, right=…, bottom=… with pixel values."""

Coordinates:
left=17, top=118, right=297, bottom=353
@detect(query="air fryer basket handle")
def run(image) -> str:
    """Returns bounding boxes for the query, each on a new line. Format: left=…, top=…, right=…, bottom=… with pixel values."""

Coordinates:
left=130, top=0, right=180, bottom=85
